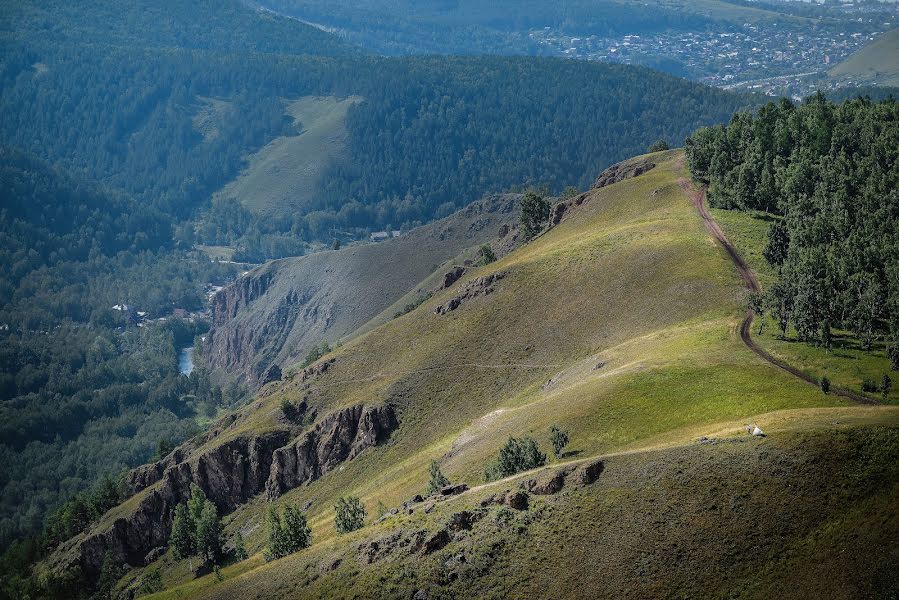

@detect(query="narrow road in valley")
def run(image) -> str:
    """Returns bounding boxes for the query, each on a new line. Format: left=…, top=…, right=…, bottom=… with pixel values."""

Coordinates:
left=679, top=178, right=875, bottom=405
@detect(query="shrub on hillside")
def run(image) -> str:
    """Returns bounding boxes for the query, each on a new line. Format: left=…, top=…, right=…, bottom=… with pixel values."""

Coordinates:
left=889, top=344, right=899, bottom=371
left=485, top=436, right=547, bottom=481
left=426, top=460, right=450, bottom=496
left=334, top=497, right=366, bottom=534
left=265, top=503, right=311, bottom=560
left=883, top=375, right=893, bottom=400
left=302, top=342, right=331, bottom=368
left=393, top=291, right=433, bottom=319
left=477, top=244, right=497, bottom=266
left=862, top=378, right=878, bottom=393
left=648, top=139, right=670, bottom=152
left=550, top=426, right=570, bottom=459
left=820, top=376, right=831, bottom=394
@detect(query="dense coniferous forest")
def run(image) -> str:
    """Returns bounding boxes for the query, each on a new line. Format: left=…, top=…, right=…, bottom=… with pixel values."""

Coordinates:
left=686, top=95, right=899, bottom=353
left=0, top=149, right=243, bottom=551
left=1, top=41, right=749, bottom=249
left=2, top=0, right=361, bottom=56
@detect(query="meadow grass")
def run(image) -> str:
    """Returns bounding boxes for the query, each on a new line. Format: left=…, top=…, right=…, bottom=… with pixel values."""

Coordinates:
left=124, top=152, right=899, bottom=597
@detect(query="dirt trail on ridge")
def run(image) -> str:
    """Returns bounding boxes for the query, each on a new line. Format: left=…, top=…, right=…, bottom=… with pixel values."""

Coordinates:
left=678, top=178, right=874, bottom=405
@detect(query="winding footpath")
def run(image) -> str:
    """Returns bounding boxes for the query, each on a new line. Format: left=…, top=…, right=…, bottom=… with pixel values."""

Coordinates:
left=679, top=178, right=875, bottom=405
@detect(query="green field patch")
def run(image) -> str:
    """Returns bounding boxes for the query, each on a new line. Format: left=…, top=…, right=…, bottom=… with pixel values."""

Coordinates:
left=214, top=95, right=363, bottom=218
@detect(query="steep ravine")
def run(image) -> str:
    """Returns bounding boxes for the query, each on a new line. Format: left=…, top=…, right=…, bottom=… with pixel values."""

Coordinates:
left=203, top=194, right=520, bottom=385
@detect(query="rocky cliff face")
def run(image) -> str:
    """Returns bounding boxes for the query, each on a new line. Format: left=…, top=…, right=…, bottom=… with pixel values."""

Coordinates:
left=72, top=403, right=396, bottom=576
left=204, top=195, right=519, bottom=385
left=266, top=404, right=397, bottom=499
left=77, top=431, right=289, bottom=574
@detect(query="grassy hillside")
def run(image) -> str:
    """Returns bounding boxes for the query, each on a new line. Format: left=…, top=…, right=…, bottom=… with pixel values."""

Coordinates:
left=150, top=419, right=899, bottom=599
left=79, top=150, right=898, bottom=598
left=829, top=27, right=899, bottom=86
left=214, top=96, right=362, bottom=217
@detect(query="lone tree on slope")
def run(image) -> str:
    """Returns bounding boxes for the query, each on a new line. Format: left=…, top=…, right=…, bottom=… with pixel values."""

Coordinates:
left=519, top=191, right=551, bottom=241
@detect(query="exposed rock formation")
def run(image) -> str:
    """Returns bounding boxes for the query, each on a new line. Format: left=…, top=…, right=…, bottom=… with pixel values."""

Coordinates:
left=592, top=158, right=656, bottom=190
left=546, top=192, right=590, bottom=229
left=76, top=431, right=289, bottom=575
left=434, top=271, right=508, bottom=315
left=261, top=364, right=282, bottom=385
left=70, top=402, right=398, bottom=576
left=266, top=404, right=397, bottom=500
left=439, top=266, right=466, bottom=290
left=204, top=195, right=519, bottom=385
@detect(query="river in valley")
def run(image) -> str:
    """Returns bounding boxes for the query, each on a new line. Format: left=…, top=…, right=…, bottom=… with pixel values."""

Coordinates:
left=178, top=346, right=194, bottom=376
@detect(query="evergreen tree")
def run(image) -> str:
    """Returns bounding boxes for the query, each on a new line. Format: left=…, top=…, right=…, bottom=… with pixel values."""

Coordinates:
left=96, top=551, right=122, bottom=600
left=196, top=500, right=224, bottom=565
left=265, top=506, right=284, bottom=561
left=550, top=426, right=570, bottom=459
left=519, top=191, right=551, bottom=240
left=186, top=484, right=206, bottom=529
left=233, top=531, right=248, bottom=562
left=170, top=503, right=195, bottom=569
left=485, top=436, right=547, bottom=481
left=282, top=504, right=312, bottom=551
left=265, top=503, right=311, bottom=560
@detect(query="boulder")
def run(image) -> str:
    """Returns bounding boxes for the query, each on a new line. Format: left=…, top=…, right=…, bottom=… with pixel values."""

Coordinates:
left=422, top=529, right=450, bottom=554
left=439, top=483, right=469, bottom=497
left=592, top=159, right=656, bottom=190
left=525, top=469, right=569, bottom=495
left=571, top=459, right=604, bottom=486
left=504, top=490, right=529, bottom=510
left=261, top=364, right=282, bottom=385
left=440, top=266, right=466, bottom=290
left=143, top=546, right=166, bottom=566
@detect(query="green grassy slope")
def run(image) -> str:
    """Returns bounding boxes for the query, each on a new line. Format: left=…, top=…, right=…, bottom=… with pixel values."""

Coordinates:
left=829, top=27, right=899, bottom=86
left=711, top=208, right=899, bottom=403
left=111, top=150, right=899, bottom=597
left=214, top=96, right=363, bottom=217
left=149, top=420, right=899, bottom=599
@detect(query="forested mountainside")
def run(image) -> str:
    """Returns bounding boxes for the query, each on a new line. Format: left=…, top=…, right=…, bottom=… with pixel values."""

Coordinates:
left=0, top=150, right=243, bottom=553
left=28, top=152, right=898, bottom=599
left=0, top=0, right=361, bottom=56
left=686, top=95, right=899, bottom=357
left=0, top=0, right=753, bottom=559
left=2, top=0, right=751, bottom=254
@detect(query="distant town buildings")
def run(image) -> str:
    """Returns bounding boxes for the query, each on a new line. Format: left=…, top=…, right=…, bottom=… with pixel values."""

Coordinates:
left=527, top=5, right=891, bottom=97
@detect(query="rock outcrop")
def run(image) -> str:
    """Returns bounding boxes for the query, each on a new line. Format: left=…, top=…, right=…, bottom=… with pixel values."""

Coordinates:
left=203, top=195, right=519, bottom=385
left=76, top=430, right=289, bottom=575
left=266, top=404, right=397, bottom=500
left=592, top=158, right=656, bottom=190
left=434, top=271, right=508, bottom=315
